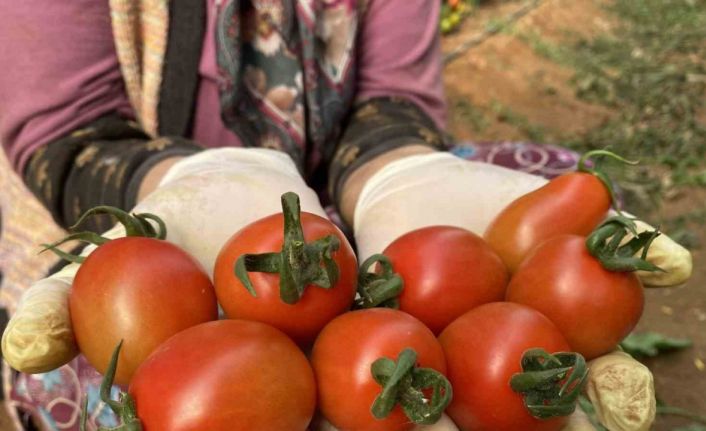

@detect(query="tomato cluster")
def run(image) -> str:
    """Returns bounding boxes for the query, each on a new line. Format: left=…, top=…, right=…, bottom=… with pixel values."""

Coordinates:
left=64, top=151, right=656, bottom=431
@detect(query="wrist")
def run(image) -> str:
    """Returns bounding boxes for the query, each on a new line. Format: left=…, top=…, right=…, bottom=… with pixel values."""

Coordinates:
left=339, top=145, right=436, bottom=226
left=137, top=156, right=185, bottom=203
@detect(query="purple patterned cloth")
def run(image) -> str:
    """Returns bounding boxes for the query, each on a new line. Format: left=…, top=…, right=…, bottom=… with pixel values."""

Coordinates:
left=4, top=141, right=582, bottom=431
left=450, top=141, right=581, bottom=179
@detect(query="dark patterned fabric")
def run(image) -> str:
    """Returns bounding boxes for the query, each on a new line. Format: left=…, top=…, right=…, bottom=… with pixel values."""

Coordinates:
left=158, top=0, right=206, bottom=137
left=327, top=97, right=448, bottom=209
left=23, top=116, right=202, bottom=232
left=216, top=0, right=361, bottom=173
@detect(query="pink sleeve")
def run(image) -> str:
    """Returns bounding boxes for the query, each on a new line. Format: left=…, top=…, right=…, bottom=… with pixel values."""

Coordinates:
left=356, top=0, right=446, bottom=129
left=0, top=1, right=134, bottom=173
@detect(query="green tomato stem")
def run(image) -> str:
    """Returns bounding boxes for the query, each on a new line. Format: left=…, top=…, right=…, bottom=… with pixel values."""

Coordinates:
left=577, top=149, right=638, bottom=216
left=510, top=349, right=588, bottom=420
left=354, top=254, right=404, bottom=309
left=370, top=348, right=453, bottom=425
left=234, top=192, right=341, bottom=305
left=585, top=216, right=664, bottom=273
left=40, top=206, right=167, bottom=263
left=80, top=341, right=143, bottom=431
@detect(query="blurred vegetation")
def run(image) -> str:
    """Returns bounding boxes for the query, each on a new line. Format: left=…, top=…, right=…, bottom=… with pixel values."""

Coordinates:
left=553, top=0, right=706, bottom=221
left=444, top=0, right=706, bottom=239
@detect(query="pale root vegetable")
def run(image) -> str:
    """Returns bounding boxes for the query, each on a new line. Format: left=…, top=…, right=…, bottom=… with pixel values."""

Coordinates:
left=586, top=351, right=656, bottom=431
left=630, top=220, right=692, bottom=287
left=1, top=225, right=123, bottom=373
left=1, top=275, right=77, bottom=373
left=2, top=148, right=326, bottom=374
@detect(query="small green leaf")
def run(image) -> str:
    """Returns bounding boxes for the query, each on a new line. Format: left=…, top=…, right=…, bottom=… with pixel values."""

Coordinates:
left=620, top=332, right=692, bottom=358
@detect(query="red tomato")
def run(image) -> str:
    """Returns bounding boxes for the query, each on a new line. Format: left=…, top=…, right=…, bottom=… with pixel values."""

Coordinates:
left=439, top=302, right=571, bottom=431
left=71, top=237, right=217, bottom=385
left=129, top=320, right=316, bottom=431
left=382, top=226, right=508, bottom=334
left=506, top=235, right=644, bottom=359
left=214, top=211, right=357, bottom=346
left=484, top=173, right=610, bottom=272
left=311, top=309, right=449, bottom=431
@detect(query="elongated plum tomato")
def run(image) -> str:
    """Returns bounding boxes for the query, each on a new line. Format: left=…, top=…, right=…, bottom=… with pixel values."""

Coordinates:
left=483, top=150, right=633, bottom=272
left=71, top=236, right=217, bottom=385
left=213, top=193, right=357, bottom=346
left=311, top=309, right=450, bottom=431
left=439, top=302, right=572, bottom=431
left=380, top=226, right=508, bottom=334
left=129, top=320, right=316, bottom=431
left=506, top=234, right=645, bottom=360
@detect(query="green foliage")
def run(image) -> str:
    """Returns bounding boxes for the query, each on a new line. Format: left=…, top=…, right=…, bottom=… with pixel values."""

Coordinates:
left=491, top=100, right=547, bottom=142
left=620, top=332, right=693, bottom=358
left=508, top=0, right=706, bottom=225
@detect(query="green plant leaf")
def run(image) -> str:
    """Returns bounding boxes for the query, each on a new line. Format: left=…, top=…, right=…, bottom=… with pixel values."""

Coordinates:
left=620, top=332, right=692, bottom=358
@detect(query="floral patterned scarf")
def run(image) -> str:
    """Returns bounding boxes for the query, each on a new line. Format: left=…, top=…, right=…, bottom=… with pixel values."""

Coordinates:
left=216, top=0, right=363, bottom=173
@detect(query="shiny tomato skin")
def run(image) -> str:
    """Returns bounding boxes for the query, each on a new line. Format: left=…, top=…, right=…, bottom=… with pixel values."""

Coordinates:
left=439, top=302, right=571, bottom=431
left=214, top=212, right=357, bottom=346
left=129, top=320, right=316, bottom=431
left=506, top=235, right=644, bottom=360
left=383, top=226, right=509, bottom=334
left=484, top=173, right=610, bottom=273
left=70, top=237, right=217, bottom=385
left=311, top=309, right=447, bottom=431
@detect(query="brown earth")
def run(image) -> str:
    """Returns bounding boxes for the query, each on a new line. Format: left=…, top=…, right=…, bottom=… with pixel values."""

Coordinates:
left=442, top=0, right=706, bottom=429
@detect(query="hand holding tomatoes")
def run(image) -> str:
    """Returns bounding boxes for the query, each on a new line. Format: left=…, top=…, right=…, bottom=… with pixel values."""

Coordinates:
left=2, top=147, right=329, bottom=374
left=55, top=207, right=218, bottom=385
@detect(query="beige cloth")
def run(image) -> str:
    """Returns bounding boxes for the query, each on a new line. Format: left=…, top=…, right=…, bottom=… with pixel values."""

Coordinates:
left=0, top=153, right=65, bottom=315
left=109, top=0, right=169, bottom=136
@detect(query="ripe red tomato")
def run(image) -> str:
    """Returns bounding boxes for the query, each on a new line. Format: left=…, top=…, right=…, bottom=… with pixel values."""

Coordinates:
left=439, top=302, right=571, bottom=431
left=311, top=309, right=449, bottom=431
left=484, top=173, right=610, bottom=273
left=214, top=210, right=357, bottom=346
left=381, top=226, right=508, bottom=334
left=506, top=235, right=644, bottom=359
left=71, top=237, right=217, bottom=385
left=129, top=320, right=316, bottom=431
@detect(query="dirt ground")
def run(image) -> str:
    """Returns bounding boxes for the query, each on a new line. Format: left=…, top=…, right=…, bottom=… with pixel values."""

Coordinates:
left=442, top=0, right=705, bottom=429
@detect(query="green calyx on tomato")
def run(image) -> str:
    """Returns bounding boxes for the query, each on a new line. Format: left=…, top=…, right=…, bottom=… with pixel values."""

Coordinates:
left=235, top=192, right=341, bottom=305
left=354, top=254, right=404, bottom=309
left=41, top=205, right=167, bottom=264
left=370, top=347, right=453, bottom=425
left=577, top=149, right=638, bottom=215
left=509, top=348, right=588, bottom=420
left=586, top=215, right=664, bottom=272
left=80, top=341, right=142, bottom=431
